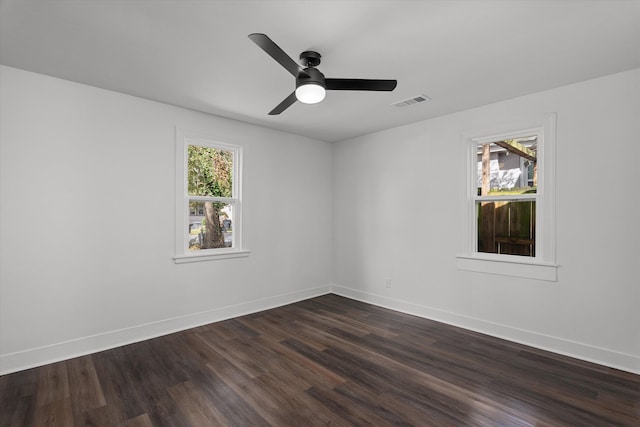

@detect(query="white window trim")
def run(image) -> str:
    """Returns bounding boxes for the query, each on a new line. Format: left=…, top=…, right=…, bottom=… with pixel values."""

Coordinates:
left=173, top=128, right=249, bottom=263
left=456, top=113, right=557, bottom=281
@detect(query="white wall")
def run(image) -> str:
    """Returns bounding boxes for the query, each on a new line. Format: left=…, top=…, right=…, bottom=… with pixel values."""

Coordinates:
left=2, top=65, right=638, bottom=375
left=332, top=69, right=640, bottom=373
left=0, top=66, right=333, bottom=374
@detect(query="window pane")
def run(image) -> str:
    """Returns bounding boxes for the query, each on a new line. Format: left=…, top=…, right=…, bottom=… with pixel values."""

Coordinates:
left=188, top=201, right=233, bottom=251
left=476, top=137, right=537, bottom=196
left=187, top=145, right=233, bottom=197
left=477, top=200, right=535, bottom=257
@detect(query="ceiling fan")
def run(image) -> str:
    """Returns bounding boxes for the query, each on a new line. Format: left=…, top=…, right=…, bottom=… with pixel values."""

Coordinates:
left=248, top=33, right=398, bottom=115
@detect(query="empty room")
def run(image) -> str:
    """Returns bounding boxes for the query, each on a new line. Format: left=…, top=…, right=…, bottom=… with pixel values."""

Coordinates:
left=1, top=1, right=639, bottom=426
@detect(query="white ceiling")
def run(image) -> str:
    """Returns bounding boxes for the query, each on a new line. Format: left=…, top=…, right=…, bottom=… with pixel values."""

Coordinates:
left=1, top=0, right=639, bottom=142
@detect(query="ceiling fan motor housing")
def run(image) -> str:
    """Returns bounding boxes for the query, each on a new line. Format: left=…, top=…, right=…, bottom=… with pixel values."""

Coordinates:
left=297, top=66, right=325, bottom=89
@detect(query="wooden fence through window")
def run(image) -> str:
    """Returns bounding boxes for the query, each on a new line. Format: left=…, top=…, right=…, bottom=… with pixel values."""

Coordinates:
left=478, top=201, right=535, bottom=256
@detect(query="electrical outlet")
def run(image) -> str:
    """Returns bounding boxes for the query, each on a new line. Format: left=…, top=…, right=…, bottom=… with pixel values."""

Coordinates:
left=385, top=279, right=392, bottom=288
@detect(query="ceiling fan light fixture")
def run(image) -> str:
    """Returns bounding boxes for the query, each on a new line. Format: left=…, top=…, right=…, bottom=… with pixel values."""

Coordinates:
left=295, top=82, right=326, bottom=104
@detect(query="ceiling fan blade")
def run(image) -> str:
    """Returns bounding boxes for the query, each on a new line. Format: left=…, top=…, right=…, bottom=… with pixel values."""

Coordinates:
left=249, top=33, right=307, bottom=78
left=325, top=78, right=397, bottom=91
left=269, top=91, right=298, bottom=115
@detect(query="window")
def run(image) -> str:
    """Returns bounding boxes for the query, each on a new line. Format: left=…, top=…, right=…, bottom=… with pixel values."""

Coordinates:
left=457, top=114, right=557, bottom=281
left=476, top=137, right=537, bottom=257
left=174, top=129, right=248, bottom=263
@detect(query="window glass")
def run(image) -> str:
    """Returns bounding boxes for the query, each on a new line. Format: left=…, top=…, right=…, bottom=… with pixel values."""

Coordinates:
left=474, top=136, right=537, bottom=258
left=186, top=144, right=235, bottom=252
left=476, top=137, right=537, bottom=196
left=187, top=145, right=233, bottom=197
left=477, top=200, right=535, bottom=257
left=187, top=202, right=233, bottom=250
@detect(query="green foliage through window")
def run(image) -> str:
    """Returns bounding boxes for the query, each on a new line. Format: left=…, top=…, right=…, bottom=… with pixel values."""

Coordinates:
left=187, top=145, right=233, bottom=197
left=186, top=145, right=235, bottom=250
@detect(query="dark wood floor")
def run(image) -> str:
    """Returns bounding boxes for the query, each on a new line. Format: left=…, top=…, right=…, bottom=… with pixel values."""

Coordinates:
left=1, top=295, right=639, bottom=426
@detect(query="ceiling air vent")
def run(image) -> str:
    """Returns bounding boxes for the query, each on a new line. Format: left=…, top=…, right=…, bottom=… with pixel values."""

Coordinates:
left=392, top=94, right=431, bottom=108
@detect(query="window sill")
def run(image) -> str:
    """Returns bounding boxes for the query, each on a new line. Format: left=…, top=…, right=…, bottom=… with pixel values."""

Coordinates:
left=173, top=249, right=250, bottom=264
left=456, top=255, right=557, bottom=281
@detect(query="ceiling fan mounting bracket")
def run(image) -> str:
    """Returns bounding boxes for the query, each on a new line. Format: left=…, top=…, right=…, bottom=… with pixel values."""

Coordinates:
left=300, top=51, right=321, bottom=67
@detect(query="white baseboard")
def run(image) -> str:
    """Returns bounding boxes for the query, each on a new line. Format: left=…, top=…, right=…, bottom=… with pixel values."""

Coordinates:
left=331, top=284, right=640, bottom=375
left=0, top=285, right=332, bottom=375
left=3, top=284, right=638, bottom=376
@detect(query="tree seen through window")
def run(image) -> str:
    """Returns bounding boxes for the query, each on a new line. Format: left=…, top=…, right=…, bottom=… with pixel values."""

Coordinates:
left=187, top=145, right=233, bottom=250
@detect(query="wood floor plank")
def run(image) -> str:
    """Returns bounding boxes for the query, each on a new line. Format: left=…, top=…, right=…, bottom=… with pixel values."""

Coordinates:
left=236, top=374, right=339, bottom=426
left=0, top=369, right=37, bottom=427
left=167, top=381, right=231, bottom=427
left=89, top=348, right=148, bottom=423
left=196, top=331, right=269, bottom=379
left=32, top=397, right=74, bottom=426
left=306, top=385, right=399, bottom=426
left=34, top=362, right=70, bottom=408
left=111, top=344, right=187, bottom=427
left=1, top=295, right=638, bottom=426
left=271, top=340, right=347, bottom=387
left=0, top=395, right=36, bottom=427
left=121, top=413, right=154, bottom=427
left=256, top=373, right=342, bottom=426
left=66, top=355, right=106, bottom=415
left=332, top=380, right=419, bottom=427
left=196, top=361, right=270, bottom=426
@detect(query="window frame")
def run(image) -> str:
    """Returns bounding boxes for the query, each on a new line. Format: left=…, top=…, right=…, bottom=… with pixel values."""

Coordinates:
left=174, top=128, right=249, bottom=263
left=457, top=114, right=557, bottom=281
